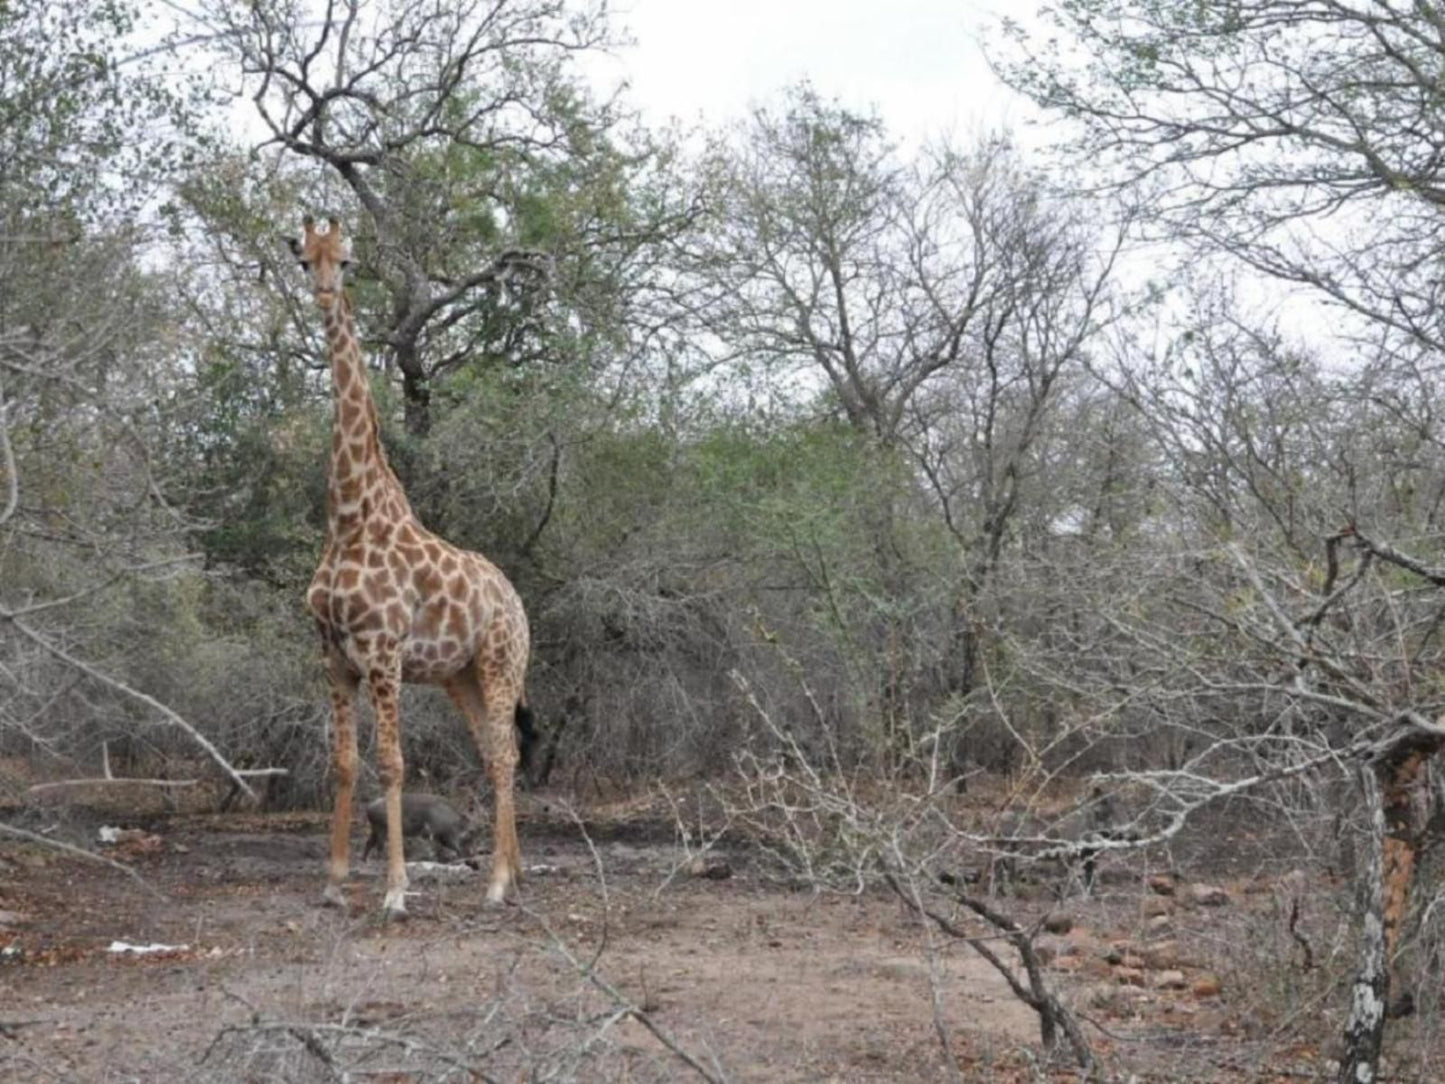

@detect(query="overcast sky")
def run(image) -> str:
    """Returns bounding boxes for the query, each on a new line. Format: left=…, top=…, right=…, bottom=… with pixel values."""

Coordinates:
left=587, top=0, right=1034, bottom=144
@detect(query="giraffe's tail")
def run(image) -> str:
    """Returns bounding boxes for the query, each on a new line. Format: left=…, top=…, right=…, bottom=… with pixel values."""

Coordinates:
left=515, top=695, right=538, bottom=776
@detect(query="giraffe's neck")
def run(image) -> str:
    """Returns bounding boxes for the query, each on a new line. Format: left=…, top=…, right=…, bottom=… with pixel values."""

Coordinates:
left=321, top=295, right=410, bottom=525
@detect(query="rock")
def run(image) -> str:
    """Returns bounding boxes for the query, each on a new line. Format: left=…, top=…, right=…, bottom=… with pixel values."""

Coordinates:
left=1083, top=982, right=1126, bottom=1010
left=1042, top=910, right=1073, bottom=934
left=1147, top=874, right=1176, bottom=896
left=0, top=910, right=31, bottom=928
left=1147, top=914, right=1173, bottom=934
left=1103, top=943, right=1145, bottom=969
left=1114, top=967, right=1146, bottom=987
left=1154, top=969, right=1188, bottom=990
left=1142, top=896, right=1173, bottom=918
left=1141, top=940, right=1181, bottom=969
left=1038, top=934, right=1077, bottom=960
left=687, top=857, right=732, bottom=880
left=1192, top=973, right=1223, bottom=998
left=1188, top=884, right=1231, bottom=907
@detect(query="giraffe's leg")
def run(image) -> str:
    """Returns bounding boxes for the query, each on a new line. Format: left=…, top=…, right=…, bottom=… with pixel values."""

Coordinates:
left=445, top=669, right=522, bottom=905
left=485, top=682, right=523, bottom=905
left=367, top=653, right=409, bottom=920
left=322, top=652, right=360, bottom=909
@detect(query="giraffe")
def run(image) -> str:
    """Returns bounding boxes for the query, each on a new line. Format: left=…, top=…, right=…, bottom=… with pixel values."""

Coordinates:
left=287, top=216, right=534, bottom=918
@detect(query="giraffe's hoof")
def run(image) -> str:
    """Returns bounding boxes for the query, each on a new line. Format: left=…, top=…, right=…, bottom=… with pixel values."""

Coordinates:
left=382, top=885, right=409, bottom=919
left=321, top=883, right=347, bottom=909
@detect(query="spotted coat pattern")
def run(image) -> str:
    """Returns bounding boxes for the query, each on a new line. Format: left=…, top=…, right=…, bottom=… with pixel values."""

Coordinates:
left=290, top=217, right=530, bottom=915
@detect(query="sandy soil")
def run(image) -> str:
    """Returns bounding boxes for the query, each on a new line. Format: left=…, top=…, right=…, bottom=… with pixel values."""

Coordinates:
left=0, top=803, right=1050, bottom=1083
left=1, top=793, right=1431, bottom=1082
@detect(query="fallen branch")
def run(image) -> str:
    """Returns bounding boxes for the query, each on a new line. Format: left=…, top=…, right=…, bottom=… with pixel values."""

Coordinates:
left=29, top=768, right=287, bottom=797
left=202, top=1019, right=498, bottom=1083
left=0, top=823, right=165, bottom=901
left=525, top=803, right=730, bottom=1084
left=0, top=616, right=258, bottom=801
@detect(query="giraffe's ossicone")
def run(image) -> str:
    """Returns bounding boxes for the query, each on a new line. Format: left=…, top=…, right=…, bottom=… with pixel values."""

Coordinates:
left=288, top=216, right=533, bottom=917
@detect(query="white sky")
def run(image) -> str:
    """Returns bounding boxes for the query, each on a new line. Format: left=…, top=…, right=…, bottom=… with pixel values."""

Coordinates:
left=589, top=0, right=1036, bottom=145
left=579, top=0, right=1338, bottom=353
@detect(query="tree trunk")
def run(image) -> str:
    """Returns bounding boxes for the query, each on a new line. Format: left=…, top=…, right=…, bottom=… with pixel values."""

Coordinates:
left=1339, top=733, right=1442, bottom=1082
left=944, top=600, right=980, bottom=788
left=399, top=354, right=431, bottom=437
left=1340, top=769, right=1388, bottom=1084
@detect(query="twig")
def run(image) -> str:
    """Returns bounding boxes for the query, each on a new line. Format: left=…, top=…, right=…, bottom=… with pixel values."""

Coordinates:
left=881, top=869, right=1094, bottom=1072
left=889, top=854, right=964, bottom=1083
left=286, top=1025, right=343, bottom=1081
left=0, top=370, right=15, bottom=529
left=652, top=782, right=734, bottom=898
left=204, top=1020, right=498, bottom=1082
left=533, top=923, right=729, bottom=1084
left=1300, top=531, right=1373, bottom=630
left=1347, top=526, right=1445, bottom=587
left=0, top=1019, right=45, bottom=1039
left=1288, top=895, right=1315, bottom=971
left=525, top=805, right=730, bottom=1084
left=0, top=823, right=165, bottom=901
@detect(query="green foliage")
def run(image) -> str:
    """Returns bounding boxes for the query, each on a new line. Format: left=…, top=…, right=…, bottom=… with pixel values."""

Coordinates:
left=19, top=0, right=1445, bottom=820
left=0, top=0, right=201, bottom=229
left=687, top=422, right=888, bottom=568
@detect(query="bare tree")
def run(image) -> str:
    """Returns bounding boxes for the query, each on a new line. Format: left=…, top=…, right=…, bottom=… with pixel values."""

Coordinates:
left=1049, top=304, right=1445, bottom=1080
left=0, top=0, right=261, bottom=800
left=997, top=0, right=1445, bottom=367
left=686, top=91, right=1123, bottom=772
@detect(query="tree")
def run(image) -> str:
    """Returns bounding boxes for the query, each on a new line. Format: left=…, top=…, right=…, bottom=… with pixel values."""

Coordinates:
left=198, top=0, right=697, bottom=435
left=0, top=0, right=263, bottom=798
left=686, top=87, right=1121, bottom=771
left=996, top=10, right=1445, bottom=1073
left=1076, top=301, right=1445, bottom=1080
left=996, top=0, right=1445, bottom=358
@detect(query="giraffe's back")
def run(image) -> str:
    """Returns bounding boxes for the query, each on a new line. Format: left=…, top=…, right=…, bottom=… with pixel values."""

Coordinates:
left=308, top=517, right=528, bottom=687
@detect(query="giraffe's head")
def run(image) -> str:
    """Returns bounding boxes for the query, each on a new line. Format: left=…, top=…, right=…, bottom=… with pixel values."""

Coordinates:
left=287, top=216, right=350, bottom=306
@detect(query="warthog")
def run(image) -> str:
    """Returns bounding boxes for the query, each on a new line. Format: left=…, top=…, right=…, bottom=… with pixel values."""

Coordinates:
left=362, top=794, right=471, bottom=863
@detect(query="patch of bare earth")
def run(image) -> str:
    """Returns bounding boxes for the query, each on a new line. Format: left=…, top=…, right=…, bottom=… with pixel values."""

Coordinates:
left=2, top=804, right=1047, bottom=1082
left=7, top=791, right=1420, bottom=1082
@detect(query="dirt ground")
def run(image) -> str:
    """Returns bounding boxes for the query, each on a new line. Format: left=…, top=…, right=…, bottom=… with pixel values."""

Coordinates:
left=0, top=791, right=1434, bottom=1082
